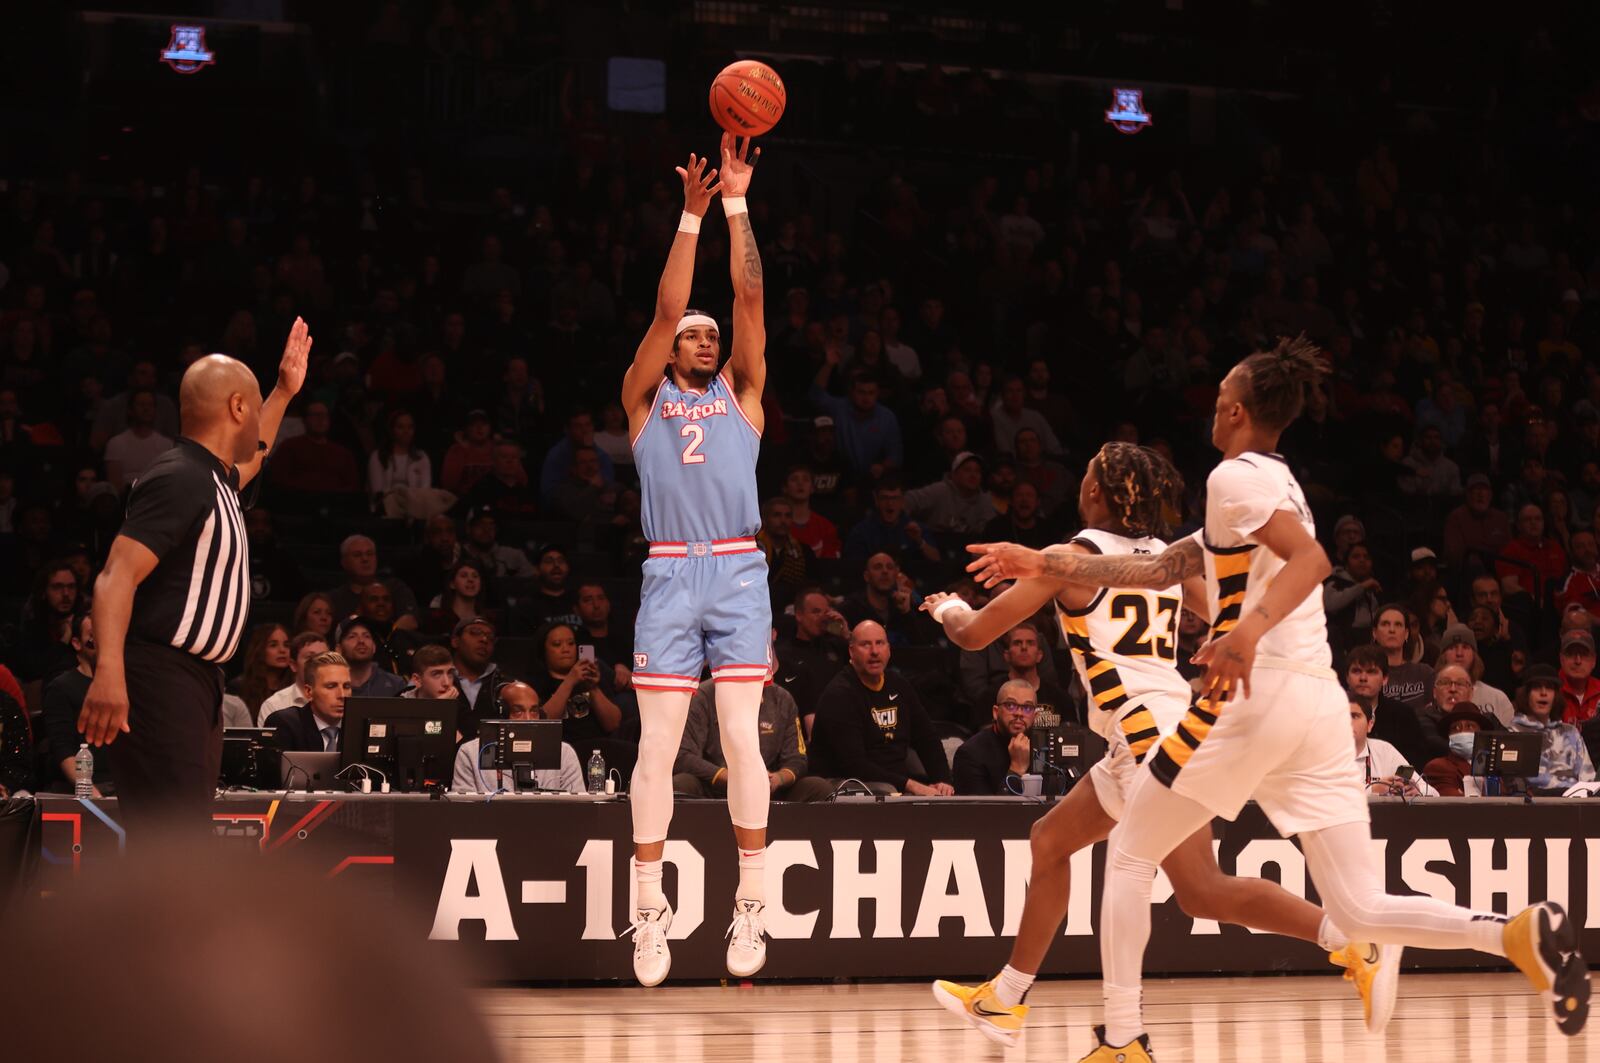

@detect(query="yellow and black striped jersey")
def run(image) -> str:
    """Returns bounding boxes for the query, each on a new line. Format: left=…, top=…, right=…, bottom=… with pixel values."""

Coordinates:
left=1054, top=528, right=1195, bottom=763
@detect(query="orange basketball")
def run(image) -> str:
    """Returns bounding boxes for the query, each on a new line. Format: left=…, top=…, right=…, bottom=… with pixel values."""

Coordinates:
left=709, top=60, right=786, bottom=137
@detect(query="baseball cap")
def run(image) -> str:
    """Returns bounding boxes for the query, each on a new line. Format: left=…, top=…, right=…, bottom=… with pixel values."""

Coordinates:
left=466, top=408, right=491, bottom=423
left=1410, top=546, right=1438, bottom=564
left=1439, top=624, right=1475, bottom=653
left=812, top=415, right=835, bottom=429
left=452, top=615, right=496, bottom=638
left=466, top=505, right=495, bottom=524
left=334, top=615, right=376, bottom=644
left=1465, top=472, right=1492, bottom=490
left=1562, top=630, right=1596, bottom=655
left=950, top=450, right=983, bottom=473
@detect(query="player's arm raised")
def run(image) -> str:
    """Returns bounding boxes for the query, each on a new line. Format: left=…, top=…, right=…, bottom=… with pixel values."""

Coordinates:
left=720, top=133, right=766, bottom=422
left=622, top=154, right=720, bottom=425
left=967, top=536, right=1205, bottom=591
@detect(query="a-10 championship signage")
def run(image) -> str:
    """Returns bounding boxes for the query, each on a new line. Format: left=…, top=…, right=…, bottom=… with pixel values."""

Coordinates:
left=27, top=795, right=1600, bottom=981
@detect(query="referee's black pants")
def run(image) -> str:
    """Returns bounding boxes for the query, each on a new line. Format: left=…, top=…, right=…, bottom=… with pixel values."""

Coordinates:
left=107, top=640, right=224, bottom=837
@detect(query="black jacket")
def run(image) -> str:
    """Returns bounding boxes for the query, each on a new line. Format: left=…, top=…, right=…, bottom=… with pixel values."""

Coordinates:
left=951, top=725, right=1024, bottom=796
left=807, top=667, right=950, bottom=789
left=265, top=705, right=340, bottom=753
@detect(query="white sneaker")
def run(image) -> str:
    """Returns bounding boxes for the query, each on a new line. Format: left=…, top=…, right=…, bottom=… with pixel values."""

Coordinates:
left=624, top=904, right=673, bottom=987
left=726, top=898, right=768, bottom=978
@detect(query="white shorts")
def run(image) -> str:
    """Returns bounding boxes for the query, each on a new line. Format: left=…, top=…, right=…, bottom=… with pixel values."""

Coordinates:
left=1089, top=691, right=1190, bottom=822
left=1141, top=660, right=1369, bottom=836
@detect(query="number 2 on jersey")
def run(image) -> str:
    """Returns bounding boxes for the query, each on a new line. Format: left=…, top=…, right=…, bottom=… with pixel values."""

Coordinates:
left=679, top=422, right=706, bottom=465
left=1109, top=593, right=1180, bottom=660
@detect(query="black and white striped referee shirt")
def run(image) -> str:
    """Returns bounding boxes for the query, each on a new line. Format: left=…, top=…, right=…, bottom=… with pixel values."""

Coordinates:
left=121, top=437, right=251, bottom=664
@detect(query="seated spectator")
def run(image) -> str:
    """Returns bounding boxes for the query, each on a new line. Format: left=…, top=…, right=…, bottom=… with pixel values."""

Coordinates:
left=528, top=621, right=624, bottom=747
left=843, top=479, right=940, bottom=562
left=266, top=651, right=351, bottom=754
left=1344, top=645, right=1432, bottom=767
left=1422, top=703, right=1497, bottom=797
left=781, top=464, right=841, bottom=559
left=1509, top=665, right=1597, bottom=791
left=102, top=389, right=173, bottom=491
left=905, top=452, right=996, bottom=539
left=357, top=581, right=428, bottom=673
left=334, top=616, right=408, bottom=699
left=256, top=631, right=328, bottom=724
left=952, top=679, right=1037, bottom=795
left=548, top=444, right=618, bottom=524
left=574, top=581, right=633, bottom=690
left=981, top=481, right=1060, bottom=551
left=1497, top=502, right=1567, bottom=601
left=42, top=613, right=110, bottom=794
left=841, top=551, right=935, bottom=647
left=367, top=408, right=433, bottom=500
left=1435, top=625, right=1513, bottom=726
left=244, top=508, right=307, bottom=603
left=1408, top=578, right=1455, bottom=663
left=1401, top=425, right=1462, bottom=498
left=292, top=591, right=337, bottom=642
left=1419, top=663, right=1477, bottom=759
left=11, top=560, right=81, bottom=692
left=1559, top=630, right=1600, bottom=724
left=461, top=440, right=540, bottom=519
left=227, top=624, right=292, bottom=727
left=1555, top=529, right=1600, bottom=622
left=776, top=587, right=849, bottom=729
left=451, top=616, right=504, bottom=732
left=960, top=621, right=1073, bottom=725
left=452, top=680, right=583, bottom=794
left=912, top=413, right=972, bottom=489
left=1323, top=541, right=1382, bottom=656
left=757, top=495, right=810, bottom=608
left=1373, top=604, right=1434, bottom=715
left=428, top=559, right=492, bottom=635
left=89, top=358, right=179, bottom=450
left=512, top=545, right=580, bottom=629
left=990, top=376, right=1063, bottom=457
left=1468, top=574, right=1522, bottom=689
left=269, top=400, right=360, bottom=495
left=403, top=644, right=461, bottom=701
left=1351, top=696, right=1436, bottom=797
left=1013, top=427, right=1074, bottom=515
left=461, top=508, right=535, bottom=583
left=400, top=514, right=465, bottom=608
left=327, top=535, right=419, bottom=622
left=440, top=409, right=496, bottom=497
left=672, top=675, right=830, bottom=801
left=811, top=352, right=904, bottom=478
left=539, top=409, right=616, bottom=507
left=807, top=621, right=954, bottom=795
left=1442, top=472, right=1512, bottom=568
left=593, top=401, right=633, bottom=472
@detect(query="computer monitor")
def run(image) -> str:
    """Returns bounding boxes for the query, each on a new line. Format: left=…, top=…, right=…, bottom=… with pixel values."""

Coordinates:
left=1471, top=731, right=1543, bottom=779
left=220, top=726, right=276, bottom=788
left=476, top=718, right=564, bottom=791
left=275, top=750, right=342, bottom=791
left=340, top=697, right=459, bottom=793
left=1027, top=711, right=1106, bottom=795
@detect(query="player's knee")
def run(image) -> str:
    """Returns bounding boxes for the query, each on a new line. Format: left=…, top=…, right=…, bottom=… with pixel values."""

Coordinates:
left=1170, top=881, right=1227, bottom=923
left=1028, top=817, right=1072, bottom=870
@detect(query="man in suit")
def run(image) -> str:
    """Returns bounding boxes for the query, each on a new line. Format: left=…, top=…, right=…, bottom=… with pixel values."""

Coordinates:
left=266, top=651, right=351, bottom=753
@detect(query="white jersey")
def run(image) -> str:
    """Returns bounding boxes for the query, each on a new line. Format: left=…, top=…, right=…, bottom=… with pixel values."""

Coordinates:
left=1055, top=528, right=1195, bottom=763
left=1197, top=452, right=1332, bottom=669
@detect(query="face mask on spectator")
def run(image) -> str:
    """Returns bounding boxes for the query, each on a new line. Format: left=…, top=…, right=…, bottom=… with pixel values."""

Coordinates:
left=1448, top=732, right=1477, bottom=760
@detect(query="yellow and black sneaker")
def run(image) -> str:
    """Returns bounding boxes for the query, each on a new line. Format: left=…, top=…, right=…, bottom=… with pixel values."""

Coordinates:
left=930, top=978, right=1029, bottom=1047
left=1504, top=901, right=1590, bottom=1035
left=1329, top=941, right=1402, bottom=1033
left=1074, top=1024, right=1154, bottom=1062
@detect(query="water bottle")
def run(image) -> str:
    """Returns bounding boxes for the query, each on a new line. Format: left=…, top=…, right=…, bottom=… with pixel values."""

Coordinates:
left=586, top=749, right=606, bottom=794
left=74, top=744, right=94, bottom=798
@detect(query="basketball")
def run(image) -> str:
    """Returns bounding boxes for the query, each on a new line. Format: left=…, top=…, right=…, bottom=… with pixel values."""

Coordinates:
left=709, top=60, right=786, bottom=137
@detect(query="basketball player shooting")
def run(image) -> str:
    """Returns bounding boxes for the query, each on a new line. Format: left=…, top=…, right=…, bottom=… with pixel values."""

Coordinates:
left=920, top=442, right=1385, bottom=1048
left=620, top=133, right=772, bottom=987
left=968, top=338, right=1589, bottom=1061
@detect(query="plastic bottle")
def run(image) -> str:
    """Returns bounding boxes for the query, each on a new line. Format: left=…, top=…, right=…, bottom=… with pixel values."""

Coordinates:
left=586, top=749, right=606, bottom=793
left=74, top=744, right=94, bottom=798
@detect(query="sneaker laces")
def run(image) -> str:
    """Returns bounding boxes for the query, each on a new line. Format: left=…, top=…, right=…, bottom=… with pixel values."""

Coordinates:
left=726, top=900, right=766, bottom=952
left=622, top=908, right=669, bottom=956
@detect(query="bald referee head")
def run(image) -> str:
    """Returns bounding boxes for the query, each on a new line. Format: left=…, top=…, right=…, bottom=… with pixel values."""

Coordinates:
left=179, top=354, right=267, bottom=467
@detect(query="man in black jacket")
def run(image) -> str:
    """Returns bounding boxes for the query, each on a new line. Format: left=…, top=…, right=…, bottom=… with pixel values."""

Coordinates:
left=806, top=621, right=954, bottom=795
left=265, top=651, right=351, bottom=753
left=1344, top=645, right=1431, bottom=767
left=952, top=679, right=1036, bottom=795
left=775, top=587, right=848, bottom=728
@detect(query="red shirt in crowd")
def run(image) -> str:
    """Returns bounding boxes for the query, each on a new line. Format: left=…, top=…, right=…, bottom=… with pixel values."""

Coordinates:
left=791, top=511, right=842, bottom=559
left=1556, top=566, right=1600, bottom=622
left=269, top=434, right=360, bottom=494
left=1560, top=674, right=1600, bottom=725
left=1497, top=536, right=1569, bottom=598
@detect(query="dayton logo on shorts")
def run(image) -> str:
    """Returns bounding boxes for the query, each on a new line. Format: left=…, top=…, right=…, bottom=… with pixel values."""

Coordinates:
left=661, top=397, right=730, bottom=422
left=634, top=652, right=649, bottom=669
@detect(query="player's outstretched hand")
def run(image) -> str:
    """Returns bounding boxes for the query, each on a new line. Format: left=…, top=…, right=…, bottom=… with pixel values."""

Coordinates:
left=719, top=132, right=760, bottom=197
left=966, top=542, right=1046, bottom=588
left=277, top=316, right=312, bottom=397
left=78, top=672, right=132, bottom=747
left=676, top=153, right=721, bottom=217
left=919, top=591, right=959, bottom=616
left=1192, top=628, right=1256, bottom=703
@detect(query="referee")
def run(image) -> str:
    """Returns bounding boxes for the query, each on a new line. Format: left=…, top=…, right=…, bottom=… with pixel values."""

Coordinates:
left=79, top=319, right=311, bottom=831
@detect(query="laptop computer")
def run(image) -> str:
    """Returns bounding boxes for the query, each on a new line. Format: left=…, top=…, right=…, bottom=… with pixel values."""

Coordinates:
left=275, top=750, right=343, bottom=791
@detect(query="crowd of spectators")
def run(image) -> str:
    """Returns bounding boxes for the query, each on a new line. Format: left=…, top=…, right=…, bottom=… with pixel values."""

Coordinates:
left=0, top=9, right=1597, bottom=801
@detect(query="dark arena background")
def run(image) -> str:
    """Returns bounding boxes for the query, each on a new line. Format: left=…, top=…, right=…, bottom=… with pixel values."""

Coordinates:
left=3, top=2, right=1600, bottom=1061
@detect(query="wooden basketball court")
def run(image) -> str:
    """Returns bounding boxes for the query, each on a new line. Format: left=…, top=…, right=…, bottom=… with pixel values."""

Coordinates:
left=480, top=971, right=1594, bottom=1061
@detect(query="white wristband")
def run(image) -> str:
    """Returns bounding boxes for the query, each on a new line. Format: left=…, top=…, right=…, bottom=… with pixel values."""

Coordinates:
left=722, top=195, right=748, bottom=217
left=932, top=598, right=974, bottom=625
left=678, top=212, right=702, bottom=235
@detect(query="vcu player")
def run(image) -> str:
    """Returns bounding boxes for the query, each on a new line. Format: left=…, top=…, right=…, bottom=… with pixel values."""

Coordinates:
left=620, top=135, right=772, bottom=986
left=970, top=339, right=1589, bottom=1061
left=925, top=442, right=1383, bottom=1047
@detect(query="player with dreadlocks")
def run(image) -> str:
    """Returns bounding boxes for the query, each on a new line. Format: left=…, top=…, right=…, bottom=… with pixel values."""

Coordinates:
left=967, top=337, right=1588, bottom=1060
left=924, top=438, right=1382, bottom=1049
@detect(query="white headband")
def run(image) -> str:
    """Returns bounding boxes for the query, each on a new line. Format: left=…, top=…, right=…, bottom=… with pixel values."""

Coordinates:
left=676, top=313, right=718, bottom=335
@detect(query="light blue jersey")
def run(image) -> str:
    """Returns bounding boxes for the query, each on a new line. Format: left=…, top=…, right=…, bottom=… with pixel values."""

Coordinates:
left=632, top=370, right=761, bottom=543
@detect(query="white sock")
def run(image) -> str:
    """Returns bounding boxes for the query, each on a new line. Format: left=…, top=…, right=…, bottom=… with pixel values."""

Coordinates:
left=636, top=858, right=665, bottom=912
left=993, top=964, right=1034, bottom=1007
left=737, top=847, right=765, bottom=903
left=1318, top=914, right=1350, bottom=952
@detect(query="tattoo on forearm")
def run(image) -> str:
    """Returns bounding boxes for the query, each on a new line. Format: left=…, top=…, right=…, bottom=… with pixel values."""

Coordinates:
left=1041, top=537, right=1204, bottom=589
left=733, top=214, right=763, bottom=284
